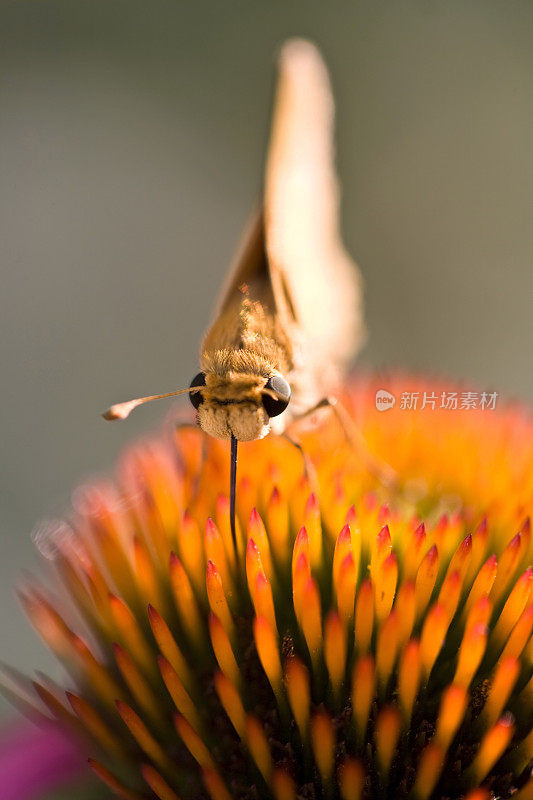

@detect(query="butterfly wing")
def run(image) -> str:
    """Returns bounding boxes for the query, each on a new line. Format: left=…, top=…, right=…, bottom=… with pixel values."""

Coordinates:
left=264, top=39, right=364, bottom=386
left=208, top=39, right=363, bottom=412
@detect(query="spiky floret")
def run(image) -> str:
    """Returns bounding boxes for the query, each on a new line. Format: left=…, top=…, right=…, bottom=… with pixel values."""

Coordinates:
left=15, top=379, right=533, bottom=799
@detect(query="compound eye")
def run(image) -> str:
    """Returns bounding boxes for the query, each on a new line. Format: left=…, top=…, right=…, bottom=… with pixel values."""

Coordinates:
left=189, top=372, right=206, bottom=410
left=262, top=374, right=291, bottom=418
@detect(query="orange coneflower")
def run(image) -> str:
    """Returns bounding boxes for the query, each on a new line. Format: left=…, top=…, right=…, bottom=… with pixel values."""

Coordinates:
left=7, top=377, right=533, bottom=799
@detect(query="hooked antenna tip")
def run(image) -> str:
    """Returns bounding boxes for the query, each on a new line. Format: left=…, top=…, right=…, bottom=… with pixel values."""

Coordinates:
left=101, top=401, right=137, bottom=421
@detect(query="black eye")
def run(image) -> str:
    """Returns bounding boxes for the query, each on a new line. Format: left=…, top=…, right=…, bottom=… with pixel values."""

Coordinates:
left=189, top=372, right=206, bottom=410
left=262, top=374, right=291, bottom=418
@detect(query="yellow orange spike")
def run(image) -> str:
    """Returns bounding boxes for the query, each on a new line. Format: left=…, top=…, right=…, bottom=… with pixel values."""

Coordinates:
left=245, top=715, right=273, bottom=782
left=78, top=544, right=111, bottom=599
left=88, top=758, right=143, bottom=800
left=292, top=551, right=310, bottom=626
left=355, top=578, right=374, bottom=653
left=445, top=534, right=472, bottom=582
left=20, top=590, right=73, bottom=663
left=236, top=474, right=257, bottom=531
left=178, top=511, right=205, bottom=597
left=333, top=525, right=352, bottom=591
left=415, top=545, right=439, bottom=619
left=70, top=634, right=123, bottom=708
left=66, top=692, right=124, bottom=756
left=500, top=603, right=533, bottom=660
left=175, top=713, right=214, bottom=767
left=114, top=643, right=162, bottom=725
left=435, top=683, right=468, bottom=751
left=266, top=486, right=289, bottom=567
left=290, top=476, right=311, bottom=526
left=374, top=706, right=401, bottom=776
left=202, top=768, right=232, bottom=800
left=254, top=615, right=283, bottom=698
left=344, top=506, right=358, bottom=536
left=481, top=657, right=520, bottom=728
left=311, top=710, right=335, bottom=783
left=375, top=551, right=398, bottom=622
left=292, top=527, right=310, bottom=580
left=304, top=493, right=323, bottom=568
left=351, top=655, right=375, bottom=740
left=324, top=611, right=347, bottom=696
left=169, top=553, right=204, bottom=648
left=158, top=656, right=201, bottom=732
left=214, top=670, right=246, bottom=738
left=148, top=604, right=193, bottom=691
left=491, top=533, right=522, bottom=605
left=337, top=553, right=357, bottom=623
left=454, top=623, right=487, bottom=688
left=246, top=538, right=264, bottom=599
left=412, top=744, right=445, bottom=800
left=272, top=768, right=296, bottom=800
left=370, top=525, right=392, bottom=580
left=248, top=508, right=274, bottom=581
left=253, top=572, right=278, bottom=633
left=300, top=576, right=323, bottom=666
left=464, top=595, right=492, bottom=637
left=376, top=611, right=399, bottom=692
left=285, top=656, right=310, bottom=740
left=109, top=594, right=154, bottom=676
left=403, top=523, right=427, bottom=580
left=395, top=580, right=416, bottom=647
left=433, top=514, right=455, bottom=561
left=521, top=517, right=532, bottom=568
left=463, top=554, right=498, bottom=618
left=465, top=518, right=490, bottom=586
left=205, top=519, right=234, bottom=600
left=33, top=680, right=78, bottom=729
left=420, top=603, right=449, bottom=677
left=398, top=639, right=422, bottom=724
left=133, top=535, right=166, bottom=613
left=55, top=551, right=100, bottom=631
left=347, top=510, right=362, bottom=573
left=437, top=570, right=462, bottom=624
left=493, top=567, right=532, bottom=647
left=116, top=700, right=173, bottom=773
left=92, top=525, right=138, bottom=609
left=208, top=612, right=240, bottom=686
left=339, top=758, right=365, bottom=800
left=141, top=764, right=181, bottom=800
left=206, top=560, right=234, bottom=641
left=467, top=713, right=515, bottom=783
left=85, top=569, right=118, bottom=636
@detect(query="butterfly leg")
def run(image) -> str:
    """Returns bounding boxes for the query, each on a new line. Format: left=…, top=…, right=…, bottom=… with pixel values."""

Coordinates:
left=289, top=396, right=398, bottom=491
left=280, top=431, right=319, bottom=491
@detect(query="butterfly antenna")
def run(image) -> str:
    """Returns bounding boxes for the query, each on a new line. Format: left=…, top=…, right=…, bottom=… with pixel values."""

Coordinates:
left=230, top=434, right=238, bottom=559
left=102, top=387, right=198, bottom=421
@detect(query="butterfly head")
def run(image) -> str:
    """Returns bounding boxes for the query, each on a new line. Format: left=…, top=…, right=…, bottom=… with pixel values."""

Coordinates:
left=189, top=370, right=291, bottom=442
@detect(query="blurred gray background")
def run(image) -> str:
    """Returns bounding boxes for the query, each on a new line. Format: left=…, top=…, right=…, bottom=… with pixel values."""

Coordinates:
left=1, top=1, right=532, bottom=714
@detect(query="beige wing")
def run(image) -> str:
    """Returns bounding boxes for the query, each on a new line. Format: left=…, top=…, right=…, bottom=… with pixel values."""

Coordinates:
left=264, top=39, right=364, bottom=380
left=213, top=209, right=267, bottom=314
left=212, top=207, right=296, bottom=333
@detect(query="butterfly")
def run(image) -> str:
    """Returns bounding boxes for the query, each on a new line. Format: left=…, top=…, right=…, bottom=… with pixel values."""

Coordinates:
left=103, top=40, right=365, bottom=550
